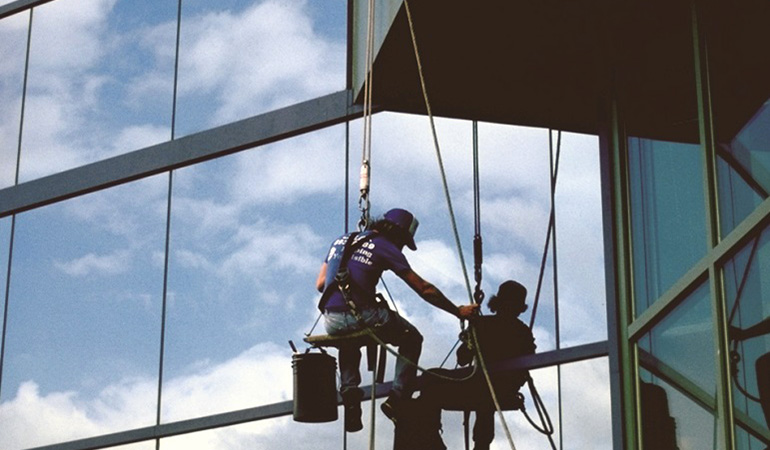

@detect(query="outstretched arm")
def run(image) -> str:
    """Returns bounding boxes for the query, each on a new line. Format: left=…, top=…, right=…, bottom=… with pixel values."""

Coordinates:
left=732, top=316, right=770, bottom=341
left=398, top=269, right=478, bottom=319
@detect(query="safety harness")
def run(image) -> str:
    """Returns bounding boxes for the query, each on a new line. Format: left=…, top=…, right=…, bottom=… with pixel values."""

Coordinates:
left=317, top=231, right=374, bottom=315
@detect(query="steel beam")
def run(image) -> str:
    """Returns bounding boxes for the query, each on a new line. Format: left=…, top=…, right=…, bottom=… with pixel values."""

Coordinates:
left=0, top=90, right=363, bottom=218
left=0, top=0, right=54, bottom=20
left=26, top=341, right=608, bottom=450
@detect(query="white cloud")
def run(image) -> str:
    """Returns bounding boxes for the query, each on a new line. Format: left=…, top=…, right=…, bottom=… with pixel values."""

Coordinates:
left=230, top=129, right=345, bottom=205
left=110, top=124, right=171, bottom=157
left=55, top=249, right=131, bottom=277
left=219, top=220, right=323, bottom=283
left=483, top=194, right=551, bottom=254
left=177, top=0, right=345, bottom=124
left=0, top=341, right=612, bottom=450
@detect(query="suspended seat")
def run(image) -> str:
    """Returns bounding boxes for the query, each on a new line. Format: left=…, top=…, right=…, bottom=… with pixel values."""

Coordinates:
left=304, top=328, right=377, bottom=348
left=304, top=329, right=388, bottom=384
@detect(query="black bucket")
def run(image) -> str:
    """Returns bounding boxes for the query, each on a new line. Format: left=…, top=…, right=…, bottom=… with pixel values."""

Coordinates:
left=293, top=351, right=338, bottom=422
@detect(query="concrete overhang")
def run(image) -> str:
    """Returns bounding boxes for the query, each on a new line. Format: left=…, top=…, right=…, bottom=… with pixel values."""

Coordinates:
left=351, top=0, right=770, bottom=141
left=352, top=0, right=614, bottom=135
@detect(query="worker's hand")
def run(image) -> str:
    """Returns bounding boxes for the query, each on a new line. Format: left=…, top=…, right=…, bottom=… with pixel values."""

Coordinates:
left=457, top=304, right=480, bottom=320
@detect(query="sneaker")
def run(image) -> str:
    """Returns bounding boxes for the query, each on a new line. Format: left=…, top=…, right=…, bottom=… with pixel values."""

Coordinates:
left=380, top=394, right=402, bottom=424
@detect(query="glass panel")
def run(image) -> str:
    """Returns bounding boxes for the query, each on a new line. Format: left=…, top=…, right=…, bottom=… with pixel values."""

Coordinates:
left=638, top=281, right=715, bottom=395
left=639, top=368, right=716, bottom=450
left=161, top=126, right=347, bottom=422
left=561, top=358, right=612, bottom=449
left=554, top=132, right=607, bottom=344
left=174, top=0, right=347, bottom=137
left=0, top=11, right=28, bottom=189
left=628, top=139, right=706, bottom=316
left=0, top=178, right=166, bottom=448
left=724, top=226, right=770, bottom=448
left=18, top=0, right=176, bottom=182
left=620, top=1, right=704, bottom=316
left=708, top=4, right=770, bottom=238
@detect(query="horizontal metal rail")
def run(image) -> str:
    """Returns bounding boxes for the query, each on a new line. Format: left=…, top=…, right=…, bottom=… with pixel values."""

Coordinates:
left=0, top=90, right=364, bottom=218
left=26, top=340, right=608, bottom=450
left=0, top=0, right=54, bottom=20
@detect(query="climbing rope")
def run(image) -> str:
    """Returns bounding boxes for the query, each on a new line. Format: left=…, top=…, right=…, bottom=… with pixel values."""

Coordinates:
left=358, top=0, right=376, bottom=231
left=472, top=121, right=485, bottom=306
left=402, top=0, right=474, bottom=306
left=402, top=2, right=519, bottom=448
left=530, top=130, right=562, bottom=330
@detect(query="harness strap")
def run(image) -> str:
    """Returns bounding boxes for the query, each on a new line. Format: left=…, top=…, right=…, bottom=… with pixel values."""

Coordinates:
left=317, top=232, right=374, bottom=313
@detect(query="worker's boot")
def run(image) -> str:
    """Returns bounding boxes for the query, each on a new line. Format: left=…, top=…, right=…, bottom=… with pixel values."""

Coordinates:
left=341, top=388, right=363, bottom=432
left=380, top=391, right=403, bottom=424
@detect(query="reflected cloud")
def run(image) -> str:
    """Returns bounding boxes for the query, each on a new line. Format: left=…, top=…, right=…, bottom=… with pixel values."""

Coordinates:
left=55, top=249, right=132, bottom=277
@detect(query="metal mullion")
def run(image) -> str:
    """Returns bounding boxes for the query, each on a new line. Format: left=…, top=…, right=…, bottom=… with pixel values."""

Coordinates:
left=628, top=257, right=710, bottom=341
left=0, top=90, right=366, bottom=219
left=604, top=87, right=640, bottom=450
left=628, top=195, right=770, bottom=344
left=639, top=349, right=717, bottom=415
left=691, top=1, right=734, bottom=448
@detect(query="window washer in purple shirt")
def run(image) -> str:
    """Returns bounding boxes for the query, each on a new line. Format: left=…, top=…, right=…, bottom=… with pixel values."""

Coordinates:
left=316, top=208, right=478, bottom=432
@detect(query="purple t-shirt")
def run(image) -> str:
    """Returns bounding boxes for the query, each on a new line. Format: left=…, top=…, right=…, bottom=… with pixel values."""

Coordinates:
left=321, top=231, right=411, bottom=312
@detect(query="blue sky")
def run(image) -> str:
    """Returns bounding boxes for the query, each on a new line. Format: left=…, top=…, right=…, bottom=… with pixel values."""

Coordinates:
left=0, top=1, right=610, bottom=449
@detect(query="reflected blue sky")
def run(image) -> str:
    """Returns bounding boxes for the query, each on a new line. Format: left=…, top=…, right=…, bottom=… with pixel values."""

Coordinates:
left=0, top=1, right=607, bottom=449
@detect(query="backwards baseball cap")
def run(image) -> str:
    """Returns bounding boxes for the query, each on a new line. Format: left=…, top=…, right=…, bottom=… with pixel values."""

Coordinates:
left=383, top=208, right=419, bottom=250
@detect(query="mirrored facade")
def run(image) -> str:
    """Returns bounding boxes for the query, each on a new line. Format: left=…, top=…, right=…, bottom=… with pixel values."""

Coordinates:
left=2, top=0, right=766, bottom=449
left=609, top=1, right=770, bottom=449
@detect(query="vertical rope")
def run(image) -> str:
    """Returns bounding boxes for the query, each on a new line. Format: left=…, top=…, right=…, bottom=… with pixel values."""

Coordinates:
left=358, top=0, right=376, bottom=231
left=472, top=121, right=484, bottom=306
left=345, top=120, right=351, bottom=233
left=530, top=130, right=562, bottom=329
left=549, top=130, right=564, bottom=450
left=403, top=0, right=473, bottom=304
left=155, top=1, right=183, bottom=446
left=0, top=8, right=34, bottom=401
left=369, top=356, right=377, bottom=450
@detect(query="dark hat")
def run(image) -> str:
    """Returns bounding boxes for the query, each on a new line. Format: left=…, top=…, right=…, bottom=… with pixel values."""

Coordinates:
left=488, top=280, right=528, bottom=313
left=383, top=208, right=419, bottom=250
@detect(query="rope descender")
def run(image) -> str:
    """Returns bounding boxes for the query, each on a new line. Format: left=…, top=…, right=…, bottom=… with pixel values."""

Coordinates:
left=358, top=160, right=371, bottom=231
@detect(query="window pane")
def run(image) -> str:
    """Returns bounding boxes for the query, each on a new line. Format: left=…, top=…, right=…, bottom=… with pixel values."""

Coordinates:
left=161, top=127, right=347, bottom=422
left=0, top=12, right=28, bottom=189
left=708, top=3, right=770, bottom=238
left=638, top=281, right=715, bottom=397
left=723, top=226, right=770, bottom=447
left=175, top=0, right=347, bottom=136
left=620, top=1, right=705, bottom=316
left=561, top=358, right=612, bottom=449
left=639, top=368, right=716, bottom=450
left=628, top=139, right=706, bottom=316
left=0, top=178, right=166, bottom=448
left=18, top=0, right=176, bottom=182
left=554, top=133, right=607, bottom=344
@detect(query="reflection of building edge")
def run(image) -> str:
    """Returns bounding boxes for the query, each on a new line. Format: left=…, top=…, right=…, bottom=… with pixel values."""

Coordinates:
left=639, top=349, right=770, bottom=445
left=639, top=382, right=679, bottom=450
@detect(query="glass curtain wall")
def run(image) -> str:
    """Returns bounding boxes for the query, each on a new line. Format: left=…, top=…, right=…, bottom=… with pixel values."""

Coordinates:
left=609, top=0, right=770, bottom=449
left=708, top=3, right=770, bottom=449
left=1, top=0, right=350, bottom=449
